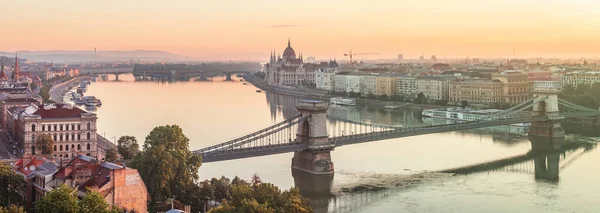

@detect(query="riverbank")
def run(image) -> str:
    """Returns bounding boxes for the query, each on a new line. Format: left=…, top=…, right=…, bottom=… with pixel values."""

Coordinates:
left=244, top=75, right=440, bottom=110
left=49, top=76, right=91, bottom=103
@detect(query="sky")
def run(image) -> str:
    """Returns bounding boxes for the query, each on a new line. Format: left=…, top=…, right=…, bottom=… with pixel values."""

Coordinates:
left=2, top=0, right=600, bottom=60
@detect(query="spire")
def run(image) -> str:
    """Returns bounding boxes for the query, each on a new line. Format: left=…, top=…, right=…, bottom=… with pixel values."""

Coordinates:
left=287, top=37, right=291, bottom=47
left=14, top=52, right=19, bottom=80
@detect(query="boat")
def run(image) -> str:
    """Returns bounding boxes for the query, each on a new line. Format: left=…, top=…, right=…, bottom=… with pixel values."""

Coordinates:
left=421, top=107, right=530, bottom=127
left=83, top=96, right=100, bottom=107
left=243, top=83, right=247, bottom=85
left=384, top=105, right=399, bottom=110
left=330, top=97, right=356, bottom=106
left=256, top=90, right=262, bottom=92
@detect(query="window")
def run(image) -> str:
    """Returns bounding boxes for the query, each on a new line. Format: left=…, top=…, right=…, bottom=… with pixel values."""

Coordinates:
left=31, top=134, right=35, bottom=143
left=71, top=134, right=75, bottom=141
left=53, top=135, right=57, bottom=141
left=60, top=135, right=63, bottom=141
left=31, top=146, right=36, bottom=155
left=87, top=133, right=90, bottom=140
left=42, top=125, right=45, bottom=132
left=32, top=124, right=36, bottom=132
left=71, top=124, right=75, bottom=130
left=87, top=143, right=90, bottom=150
left=60, top=125, right=63, bottom=131
left=77, top=144, right=81, bottom=150
left=65, top=144, right=69, bottom=151
left=54, top=145, right=56, bottom=152
left=71, top=144, right=74, bottom=149
left=78, top=124, right=81, bottom=130
left=87, top=123, right=91, bottom=130
left=59, top=145, right=63, bottom=151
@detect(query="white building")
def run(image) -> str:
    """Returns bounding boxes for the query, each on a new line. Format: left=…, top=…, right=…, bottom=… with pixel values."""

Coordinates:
left=315, top=61, right=340, bottom=91
left=416, top=76, right=453, bottom=100
left=345, top=74, right=363, bottom=93
left=396, top=76, right=417, bottom=97
left=360, top=74, right=377, bottom=95
left=561, top=71, right=600, bottom=88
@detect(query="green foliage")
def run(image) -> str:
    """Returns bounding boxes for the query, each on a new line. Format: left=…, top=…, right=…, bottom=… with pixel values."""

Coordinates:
left=434, top=99, right=449, bottom=106
left=348, top=92, right=360, bottom=98
left=0, top=204, right=25, bottom=213
left=129, top=125, right=202, bottom=211
left=414, top=92, right=427, bottom=104
left=253, top=72, right=266, bottom=80
left=366, top=93, right=377, bottom=100
left=461, top=100, right=469, bottom=108
left=117, top=136, right=139, bottom=160
left=104, top=148, right=118, bottom=162
left=35, top=185, right=79, bottom=213
left=0, top=162, right=25, bottom=207
left=205, top=175, right=312, bottom=213
left=390, top=94, right=404, bottom=102
left=489, top=102, right=511, bottom=110
left=78, top=189, right=109, bottom=213
left=30, top=83, right=38, bottom=91
left=39, top=85, right=51, bottom=103
left=36, top=134, right=55, bottom=155
left=560, top=83, right=600, bottom=110
left=378, top=94, right=389, bottom=101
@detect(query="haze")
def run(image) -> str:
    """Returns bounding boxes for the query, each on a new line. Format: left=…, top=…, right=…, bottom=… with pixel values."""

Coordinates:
left=3, top=0, right=600, bottom=60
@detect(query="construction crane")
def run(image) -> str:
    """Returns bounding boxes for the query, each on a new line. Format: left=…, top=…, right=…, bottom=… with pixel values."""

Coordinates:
left=343, top=51, right=380, bottom=64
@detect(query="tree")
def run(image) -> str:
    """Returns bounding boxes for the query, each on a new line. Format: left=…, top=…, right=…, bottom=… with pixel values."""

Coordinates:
left=79, top=189, right=109, bottom=213
left=461, top=100, right=469, bottom=108
left=378, top=94, right=389, bottom=101
left=117, top=136, right=139, bottom=160
left=130, top=125, right=202, bottom=211
left=0, top=162, right=25, bottom=207
left=36, top=134, right=54, bottom=156
left=0, top=205, right=25, bottom=213
left=414, top=92, right=427, bottom=104
left=35, top=185, right=79, bottom=213
left=104, top=148, right=118, bottom=162
left=390, top=94, right=404, bottom=102
left=434, top=99, right=449, bottom=106
left=30, top=83, right=38, bottom=91
left=366, top=93, right=377, bottom=100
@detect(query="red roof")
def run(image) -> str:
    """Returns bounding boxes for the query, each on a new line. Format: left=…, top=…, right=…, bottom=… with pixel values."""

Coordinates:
left=34, top=104, right=87, bottom=119
left=16, top=157, right=45, bottom=176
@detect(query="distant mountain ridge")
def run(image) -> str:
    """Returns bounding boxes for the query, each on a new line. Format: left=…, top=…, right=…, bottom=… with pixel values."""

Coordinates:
left=0, top=50, right=192, bottom=62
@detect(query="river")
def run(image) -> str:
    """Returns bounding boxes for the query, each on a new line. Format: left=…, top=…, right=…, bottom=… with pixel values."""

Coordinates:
left=83, top=74, right=600, bottom=213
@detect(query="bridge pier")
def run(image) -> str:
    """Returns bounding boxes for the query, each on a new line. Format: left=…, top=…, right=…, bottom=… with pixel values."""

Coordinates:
left=292, top=100, right=335, bottom=175
left=534, top=153, right=560, bottom=181
left=115, top=72, right=119, bottom=81
left=529, top=89, right=565, bottom=152
left=225, top=72, right=232, bottom=81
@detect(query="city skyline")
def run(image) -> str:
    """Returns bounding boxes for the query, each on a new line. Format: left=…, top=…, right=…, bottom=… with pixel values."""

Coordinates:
left=3, top=0, right=600, bottom=60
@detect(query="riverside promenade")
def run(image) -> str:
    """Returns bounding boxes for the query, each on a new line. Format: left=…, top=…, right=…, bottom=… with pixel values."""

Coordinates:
left=49, top=77, right=91, bottom=103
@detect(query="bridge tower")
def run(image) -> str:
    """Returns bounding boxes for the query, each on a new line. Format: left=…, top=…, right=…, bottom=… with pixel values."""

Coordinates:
left=292, top=100, right=335, bottom=175
left=529, top=88, right=565, bottom=151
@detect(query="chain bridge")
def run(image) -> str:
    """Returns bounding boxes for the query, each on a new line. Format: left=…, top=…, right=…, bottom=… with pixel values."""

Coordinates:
left=193, top=89, right=600, bottom=174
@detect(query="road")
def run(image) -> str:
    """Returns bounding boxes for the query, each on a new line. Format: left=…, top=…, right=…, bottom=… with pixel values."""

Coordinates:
left=49, top=77, right=90, bottom=103
left=0, top=129, right=16, bottom=160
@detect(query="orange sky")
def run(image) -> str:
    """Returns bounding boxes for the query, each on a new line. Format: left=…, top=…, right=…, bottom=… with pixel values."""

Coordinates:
left=2, top=0, right=600, bottom=60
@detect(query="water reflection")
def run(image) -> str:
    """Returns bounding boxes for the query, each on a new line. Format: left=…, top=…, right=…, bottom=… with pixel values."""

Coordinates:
left=295, top=143, right=597, bottom=212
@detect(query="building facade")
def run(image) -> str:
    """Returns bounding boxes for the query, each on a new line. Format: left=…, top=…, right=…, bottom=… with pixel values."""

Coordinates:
left=449, top=79, right=504, bottom=104
left=345, top=74, right=362, bottom=93
left=396, top=76, right=417, bottom=98
left=561, top=71, right=600, bottom=88
left=334, top=73, right=348, bottom=93
left=14, top=104, right=99, bottom=160
left=491, top=70, right=532, bottom=104
left=315, top=64, right=340, bottom=91
left=360, top=74, right=377, bottom=95
left=416, top=76, right=452, bottom=100
left=52, top=155, right=148, bottom=212
left=375, top=75, right=398, bottom=96
left=265, top=39, right=318, bottom=86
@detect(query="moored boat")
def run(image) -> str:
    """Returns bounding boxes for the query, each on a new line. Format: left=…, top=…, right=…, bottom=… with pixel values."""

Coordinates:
left=330, top=97, right=356, bottom=106
left=421, top=107, right=530, bottom=127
